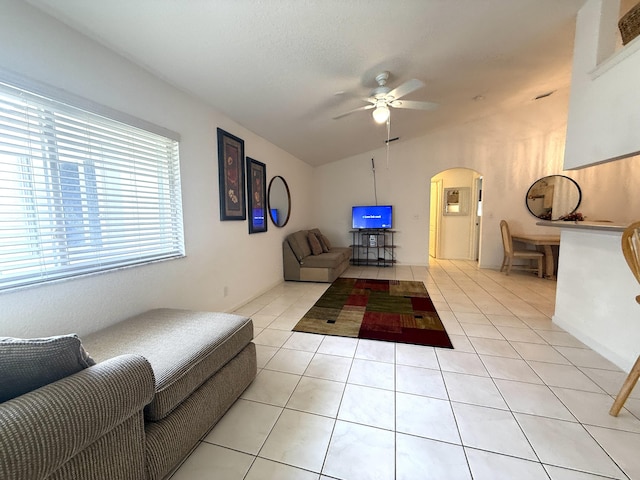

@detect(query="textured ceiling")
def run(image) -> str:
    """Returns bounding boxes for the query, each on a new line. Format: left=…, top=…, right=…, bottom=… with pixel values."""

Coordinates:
left=26, top=0, right=593, bottom=166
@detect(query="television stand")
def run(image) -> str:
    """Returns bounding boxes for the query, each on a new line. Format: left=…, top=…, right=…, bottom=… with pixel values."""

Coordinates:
left=350, top=229, right=396, bottom=267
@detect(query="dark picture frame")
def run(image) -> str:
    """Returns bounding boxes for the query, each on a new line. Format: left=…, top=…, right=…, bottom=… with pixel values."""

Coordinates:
left=246, top=157, right=267, bottom=234
left=217, top=128, right=246, bottom=221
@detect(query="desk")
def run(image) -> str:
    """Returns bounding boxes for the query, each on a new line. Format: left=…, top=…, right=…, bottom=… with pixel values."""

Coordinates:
left=511, top=234, right=560, bottom=279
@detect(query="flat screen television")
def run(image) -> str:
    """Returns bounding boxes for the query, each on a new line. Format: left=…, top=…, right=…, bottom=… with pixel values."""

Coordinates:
left=352, top=205, right=392, bottom=229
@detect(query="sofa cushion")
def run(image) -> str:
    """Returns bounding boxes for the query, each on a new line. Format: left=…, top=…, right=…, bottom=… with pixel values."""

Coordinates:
left=144, top=344, right=256, bottom=480
left=308, top=232, right=323, bottom=255
left=83, top=308, right=253, bottom=421
left=0, top=334, right=95, bottom=402
left=300, top=250, right=347, bottom=269
left=287, top=230, right=312, bottom=261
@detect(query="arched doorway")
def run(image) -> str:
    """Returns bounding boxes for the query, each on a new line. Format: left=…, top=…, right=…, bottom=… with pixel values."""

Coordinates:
left=429, top=168, right=483, bottom=261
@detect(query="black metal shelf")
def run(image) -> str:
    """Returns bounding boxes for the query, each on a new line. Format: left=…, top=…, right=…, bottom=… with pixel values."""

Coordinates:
left=350, top=229, right=396, bottom=267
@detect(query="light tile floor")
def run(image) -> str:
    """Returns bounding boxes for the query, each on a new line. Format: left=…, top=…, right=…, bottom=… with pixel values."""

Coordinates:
left=170, top=259, right=640, bottom=480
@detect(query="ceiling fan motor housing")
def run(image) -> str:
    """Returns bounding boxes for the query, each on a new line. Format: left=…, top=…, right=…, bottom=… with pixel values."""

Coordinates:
left=372, top=71, right=392, bottom=100
left=375, top=71, right=390, bottom=86
left=372, top=86, right=391, bottom=100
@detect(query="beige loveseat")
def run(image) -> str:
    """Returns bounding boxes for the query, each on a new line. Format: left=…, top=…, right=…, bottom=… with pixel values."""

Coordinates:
left=283, top=228, right=351, bottom=282
left=0, top=308, right=256, bottom=480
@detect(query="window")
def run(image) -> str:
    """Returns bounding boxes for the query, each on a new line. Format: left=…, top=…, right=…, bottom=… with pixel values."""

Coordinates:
left=0, top=78, right=184, bottom=290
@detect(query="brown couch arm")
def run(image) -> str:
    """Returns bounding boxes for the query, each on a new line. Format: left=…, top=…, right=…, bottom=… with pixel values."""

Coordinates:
left=0, top=354, right=155, bottom=480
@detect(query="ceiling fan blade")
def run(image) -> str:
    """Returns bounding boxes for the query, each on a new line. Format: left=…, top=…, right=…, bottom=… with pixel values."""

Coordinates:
left=332, top=104, right=374, bottom=120
left=390, top=100, right=439, bottom=111
left=387, top=78, right=425, bottom=100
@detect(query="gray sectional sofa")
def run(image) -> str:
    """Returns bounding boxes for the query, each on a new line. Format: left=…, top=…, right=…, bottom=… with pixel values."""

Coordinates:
left=283, top=228, right=351, bottom=282
left=0, top=308, right=257, bottom=480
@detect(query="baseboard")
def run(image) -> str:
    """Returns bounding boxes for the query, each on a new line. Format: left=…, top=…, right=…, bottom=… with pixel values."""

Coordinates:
left=553, top=314, right=631, bottom=372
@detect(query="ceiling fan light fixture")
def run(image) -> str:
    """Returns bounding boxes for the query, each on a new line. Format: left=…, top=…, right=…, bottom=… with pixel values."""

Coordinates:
left=333, top=71, right=436, bottom=122
left=372, top=104, right=390, bottom=124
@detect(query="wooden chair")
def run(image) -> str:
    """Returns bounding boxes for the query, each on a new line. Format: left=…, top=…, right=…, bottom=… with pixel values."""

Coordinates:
left=499, top=220, right=544, bottom=278
left=609, top=220, right=640, bottom=416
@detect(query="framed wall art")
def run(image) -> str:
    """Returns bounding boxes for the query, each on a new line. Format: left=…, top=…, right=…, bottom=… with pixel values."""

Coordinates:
left=217, top=128, right=246, bottom=220
left=443, top=187, right=470, bottom=216
left=246, top=157, right=267, bottom=233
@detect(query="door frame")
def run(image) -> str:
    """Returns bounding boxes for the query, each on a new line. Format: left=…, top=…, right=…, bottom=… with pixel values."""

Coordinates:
left=429, top=178, right=442, bottom=258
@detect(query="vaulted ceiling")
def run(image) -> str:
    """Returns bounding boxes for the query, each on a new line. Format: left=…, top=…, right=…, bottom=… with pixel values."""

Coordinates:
left=27, top=0, right=596, bottom=166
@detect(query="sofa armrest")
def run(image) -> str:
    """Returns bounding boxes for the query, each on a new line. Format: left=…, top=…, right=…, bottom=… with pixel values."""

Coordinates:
left=0, top=354, right=155, bottom=480
left=283, top=239, right=302, bottom=281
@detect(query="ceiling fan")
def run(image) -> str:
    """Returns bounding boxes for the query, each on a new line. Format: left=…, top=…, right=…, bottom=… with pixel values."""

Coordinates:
left=333, top=71, right=438, bottom=124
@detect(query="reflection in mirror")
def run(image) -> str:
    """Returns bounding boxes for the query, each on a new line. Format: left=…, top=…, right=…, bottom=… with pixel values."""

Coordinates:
left=526, top=175, right=581, bottom=220
left=267, top=176, right=291, bottom=227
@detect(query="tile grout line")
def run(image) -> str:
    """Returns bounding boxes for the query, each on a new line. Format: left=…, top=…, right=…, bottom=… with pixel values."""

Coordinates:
left=177, top=263, right=639, bottom=480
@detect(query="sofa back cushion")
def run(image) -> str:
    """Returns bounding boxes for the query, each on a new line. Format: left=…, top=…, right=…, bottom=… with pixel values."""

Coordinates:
left=0, top=334, right=95, bottom=402
left=287, top=230, right=312, bottom=261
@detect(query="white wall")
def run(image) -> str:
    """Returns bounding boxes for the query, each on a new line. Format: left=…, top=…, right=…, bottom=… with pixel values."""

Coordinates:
left=0, top=0, right=313, bottom=337
left=554, top=228, right=640, bottom=371
left=552, top=0, right=640, bottom=372
left=3, top=0, right=640, bottom=344
left=565, top=0, right=640, bottom=169
left=314, top=87, right=640, bottom=269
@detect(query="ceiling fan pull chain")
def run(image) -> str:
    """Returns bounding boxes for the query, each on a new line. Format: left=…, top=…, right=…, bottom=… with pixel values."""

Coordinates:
left=372, top=157, right=378, bottom=206
left=386, top=117, right=391, bottom=170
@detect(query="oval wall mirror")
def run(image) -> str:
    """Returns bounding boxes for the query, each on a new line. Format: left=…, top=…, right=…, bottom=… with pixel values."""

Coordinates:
left=526, top=175, right=582, bottom=220
left=267, top=176, right=291, bottom=227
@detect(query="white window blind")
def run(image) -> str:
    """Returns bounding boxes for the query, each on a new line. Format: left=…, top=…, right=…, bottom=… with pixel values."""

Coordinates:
left=0, top=80, right=184, bottom=290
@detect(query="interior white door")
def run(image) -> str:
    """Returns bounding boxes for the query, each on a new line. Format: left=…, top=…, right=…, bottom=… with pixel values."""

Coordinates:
left=429, top=179, right=442, bottom=258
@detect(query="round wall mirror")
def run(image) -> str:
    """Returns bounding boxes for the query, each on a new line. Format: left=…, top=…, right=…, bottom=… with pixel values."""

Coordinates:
left=526, top=175, right=582, bottom=220
left=267, top=176, right=291, bottom=227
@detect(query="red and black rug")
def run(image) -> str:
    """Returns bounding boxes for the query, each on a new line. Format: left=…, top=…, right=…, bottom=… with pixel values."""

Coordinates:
left=293, top=277, right=453, bottom=349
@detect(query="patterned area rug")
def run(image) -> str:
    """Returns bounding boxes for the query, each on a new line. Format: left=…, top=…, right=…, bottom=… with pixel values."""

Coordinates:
left=293, top=278, right=453, bottom=348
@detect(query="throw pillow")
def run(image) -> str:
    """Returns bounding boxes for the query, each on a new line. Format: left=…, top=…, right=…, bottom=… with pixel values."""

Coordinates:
left=307, top=232, right=323, bottom=255
left=309, top=228, right=323, bottom=238
left=320, top=233, right=332, bottom=251
left=0, top=334, right=96, bottom=403
left=318, top=235, right=330, bottom=253
left=309, top=229, right=329, bottom=252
